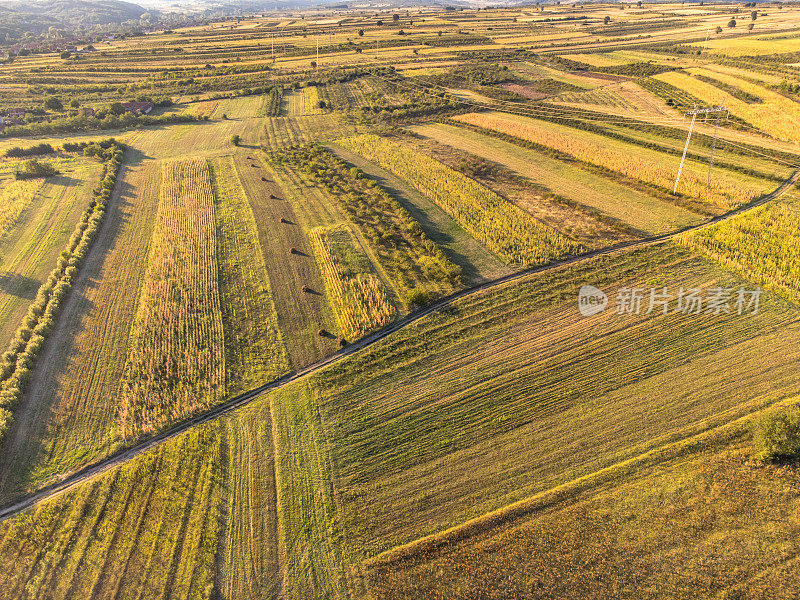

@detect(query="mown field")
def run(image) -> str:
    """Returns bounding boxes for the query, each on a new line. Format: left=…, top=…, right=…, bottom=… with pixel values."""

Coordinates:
left=2, top=3, right=800, bottom=599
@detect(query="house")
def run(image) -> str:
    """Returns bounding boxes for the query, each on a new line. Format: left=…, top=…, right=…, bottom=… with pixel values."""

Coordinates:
left=83, top=107, right=96, bottom=118
left=121, top=101, right=154, bottom=115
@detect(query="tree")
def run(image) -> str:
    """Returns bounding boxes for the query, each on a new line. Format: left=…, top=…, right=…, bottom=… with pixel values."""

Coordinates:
left=60, top=51, right=71, bottom=59
left=748, top=22, right=754, bottom=30
left=751, top=10, right=757, bottom=19
left=728, top=18, right=736, bottom=27
left=752, top=406, right=800, bottom=461
left=715, top=25, right=723, bottom=33
left=70, top=99, right=80, bottom=108
left=109, top=102, right=125, bottom=115
left=310, top=60, right=317, bottom=69
left=376, top=20, right=383, bottom=26
left=392, top=13, right=399, bottom=22
left=358, top=29, right=364, bottom=36
left=230, top=134, right=240, bottom=146
left=604, top=15, right=611, bottom=24
left=44, top=96, right=63, bottom=111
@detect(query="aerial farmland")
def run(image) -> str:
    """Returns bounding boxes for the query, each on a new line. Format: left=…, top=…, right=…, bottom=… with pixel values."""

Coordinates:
left=0, top=0, right=800, bottom=598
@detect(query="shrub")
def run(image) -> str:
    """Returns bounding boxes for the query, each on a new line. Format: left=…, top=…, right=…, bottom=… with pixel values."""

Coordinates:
left=44, top=96, right=63, bottom=110
left=404, top=288, right=431, bottom=307
left=5, top=143, right=54, bottom=157
left=752, top=406, right=800, bottom=461
left=15, top=159, right=59, bottom=180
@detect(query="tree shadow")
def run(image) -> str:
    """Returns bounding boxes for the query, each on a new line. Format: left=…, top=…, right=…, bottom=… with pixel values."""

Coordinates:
left=0, top=273, right=40, bottom=299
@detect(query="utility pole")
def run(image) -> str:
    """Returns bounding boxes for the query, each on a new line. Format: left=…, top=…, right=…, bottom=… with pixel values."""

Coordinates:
left=702, top=29, right=710, bottom=53
left=674, top=105, right=727, bottom=193
left=316, top=35, right=319, bottom=71
left=674, top=106, right=698, bottom=194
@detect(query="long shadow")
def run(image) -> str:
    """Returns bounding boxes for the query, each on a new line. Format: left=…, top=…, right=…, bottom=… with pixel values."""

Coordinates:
left=0, top=158, right=140, bottom=500
left=329, top=149, right=483, bottom=282
left=49, top=174, right=79, bottom=187
left=3, top=169, right=800, bottom=521
left=0, top=273, right=40, bottom=299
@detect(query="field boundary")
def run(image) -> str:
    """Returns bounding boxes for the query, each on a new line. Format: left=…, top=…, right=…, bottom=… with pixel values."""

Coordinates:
left=0, top=167, right=797, bottom=524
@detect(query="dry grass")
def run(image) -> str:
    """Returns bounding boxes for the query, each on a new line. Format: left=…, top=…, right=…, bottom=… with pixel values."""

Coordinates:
left=365, top=434, right=800, bottom=600
left=0, top=178, right=42, bottom=240
left=218, top=403, right=282, bottom=600
left=209, top=155, right=289, bottom=394
left=680, top=188, right=800, bottom=302
left=0, top=424, right=222, bottom=600
left=656, top=69, right=800, bottom=143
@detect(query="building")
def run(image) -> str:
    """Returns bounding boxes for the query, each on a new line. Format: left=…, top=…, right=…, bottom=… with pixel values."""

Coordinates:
left=121, top=101, right=154, bottom=115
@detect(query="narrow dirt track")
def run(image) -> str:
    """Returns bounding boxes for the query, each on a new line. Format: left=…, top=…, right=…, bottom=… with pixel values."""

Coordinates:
left=0, top=168, right=797, bottom=524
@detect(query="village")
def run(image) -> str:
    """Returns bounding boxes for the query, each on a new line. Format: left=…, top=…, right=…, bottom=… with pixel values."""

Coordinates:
left=0, top=100, right=153, bottom=131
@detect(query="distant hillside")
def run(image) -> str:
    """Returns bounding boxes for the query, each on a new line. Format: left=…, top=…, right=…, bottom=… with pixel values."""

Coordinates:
left=0, top=0, right=150, bottom=35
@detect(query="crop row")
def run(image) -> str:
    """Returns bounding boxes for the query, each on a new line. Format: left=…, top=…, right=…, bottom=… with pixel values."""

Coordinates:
left=0, top=423, right=222, bottom=600
left=680, top=190, right=800, bottom=302
left=117, top=159, right=225, bottom=442
left=453, top=112, right=761, bottom=210
left=0, top=178, right=42, bottom=239
left=270, top=143, right=461, bottom=305
left=655, top=70, right=800, bottom=143
left=338, top=134, right=585, bottom=267
left=259, top=86, right=284, bottom=117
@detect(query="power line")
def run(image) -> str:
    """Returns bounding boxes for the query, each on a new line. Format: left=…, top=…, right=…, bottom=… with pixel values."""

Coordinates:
left=371, top=73, right=800, bottom=168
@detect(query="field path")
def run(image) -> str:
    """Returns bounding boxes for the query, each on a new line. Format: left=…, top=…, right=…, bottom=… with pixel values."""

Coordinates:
left=0, top=166, right=797, bottom=523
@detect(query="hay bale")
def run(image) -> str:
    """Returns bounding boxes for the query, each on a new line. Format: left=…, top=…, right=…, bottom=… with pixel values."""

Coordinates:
left=302, top=285, right=310, bottom=293
left=318, top=329, right=329, bottom=337
left=280, top=217, right=289, bottom=223
left=289, top=247, right=299, bottom=255
left=269, top=194, right=278, bottom=199
left=338, top=338, right=347, bottom=347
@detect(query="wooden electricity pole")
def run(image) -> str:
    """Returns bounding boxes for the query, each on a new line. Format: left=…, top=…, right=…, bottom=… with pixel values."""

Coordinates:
left=674, top=105, right=727, bottom=194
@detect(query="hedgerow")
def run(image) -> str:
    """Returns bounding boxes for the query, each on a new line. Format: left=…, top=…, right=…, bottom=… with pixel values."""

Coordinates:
left=0, top=139, right=124, bottom=441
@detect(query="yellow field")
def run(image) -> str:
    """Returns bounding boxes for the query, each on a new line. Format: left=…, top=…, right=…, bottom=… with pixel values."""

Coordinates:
left=655, top=69, right=800, bottom=143
left=339, top=134, right=585, bottom=266
left=310, top=225, right=396, bottom=339
left=454, top=111, right=772, bottom=209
